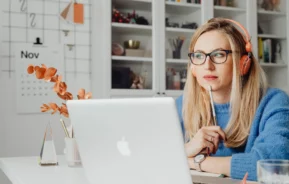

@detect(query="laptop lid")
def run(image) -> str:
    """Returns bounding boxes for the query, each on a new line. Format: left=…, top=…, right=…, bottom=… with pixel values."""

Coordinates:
left=67, top=97, right=192, bottom=184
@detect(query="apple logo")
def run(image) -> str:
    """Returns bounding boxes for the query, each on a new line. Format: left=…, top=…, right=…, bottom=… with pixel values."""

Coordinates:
left=117, top=136, right=131, bottom=156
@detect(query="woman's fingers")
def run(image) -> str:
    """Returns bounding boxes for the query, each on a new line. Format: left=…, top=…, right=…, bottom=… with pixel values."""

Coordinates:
left=201, top=133, right=215, bottom=143
left=203, top=133, right=219, bottom=154
left=204, top=140, right=215, bottom=154
left=202, top=126, right=226, bottom=141
left=186, top=126, right=226, bottom=157
left=205, top=131, right=219, bottom=139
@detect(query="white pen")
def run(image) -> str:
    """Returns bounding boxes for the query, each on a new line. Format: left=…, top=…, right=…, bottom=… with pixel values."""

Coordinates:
left=208, top=85, right=217, bottom=126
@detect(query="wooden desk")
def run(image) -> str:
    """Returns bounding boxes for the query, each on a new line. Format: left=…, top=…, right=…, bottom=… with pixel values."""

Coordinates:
left=0, top=155, right=256, bottom=184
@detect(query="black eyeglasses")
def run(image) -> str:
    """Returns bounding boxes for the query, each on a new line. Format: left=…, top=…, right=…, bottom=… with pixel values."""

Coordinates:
left=188, top=49, right=232, bottom=65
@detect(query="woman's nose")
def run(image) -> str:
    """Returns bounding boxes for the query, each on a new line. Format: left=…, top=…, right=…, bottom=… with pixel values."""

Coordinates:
left=203, top=56, right=215, bottom=70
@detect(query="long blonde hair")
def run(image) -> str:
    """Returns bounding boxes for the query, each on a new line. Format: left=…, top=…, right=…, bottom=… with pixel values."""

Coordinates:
left=183, top=18, right=268, bottom=148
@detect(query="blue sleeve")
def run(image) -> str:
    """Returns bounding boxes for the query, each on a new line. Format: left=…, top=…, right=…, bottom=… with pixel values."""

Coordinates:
left=175, top=95, right=185, bottom=138
left=230, top=90, right=289, bottom=181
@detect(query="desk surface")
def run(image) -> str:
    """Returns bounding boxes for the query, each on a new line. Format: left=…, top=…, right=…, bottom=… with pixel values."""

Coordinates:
left=0, top=155, right=90, bottom=184
left=0, top=155, right=256, bottom=184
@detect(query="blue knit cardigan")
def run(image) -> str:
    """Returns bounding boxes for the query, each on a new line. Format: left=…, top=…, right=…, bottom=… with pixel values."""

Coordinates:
left=176, top=88, right=289, bottom=181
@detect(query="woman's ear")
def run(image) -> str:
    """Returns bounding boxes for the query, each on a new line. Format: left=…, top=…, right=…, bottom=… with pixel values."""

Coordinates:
left=191, top=65, right=196, bottom=77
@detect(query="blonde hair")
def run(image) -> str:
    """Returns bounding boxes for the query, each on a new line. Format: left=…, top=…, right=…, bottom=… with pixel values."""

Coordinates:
left=183, top=18, right=268, bottom=148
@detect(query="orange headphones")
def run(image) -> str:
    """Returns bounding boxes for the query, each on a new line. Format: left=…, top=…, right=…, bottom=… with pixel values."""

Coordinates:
left=192, top=19, right=252, bottom=77
left=225, top=19, right=252, bottom=76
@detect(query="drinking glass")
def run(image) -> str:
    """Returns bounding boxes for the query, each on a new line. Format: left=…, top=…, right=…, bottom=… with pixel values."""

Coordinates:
left=257, top=159, right=289, bottom=184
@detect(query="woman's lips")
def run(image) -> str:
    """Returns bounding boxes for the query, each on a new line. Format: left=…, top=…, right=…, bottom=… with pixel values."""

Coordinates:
left=203, top=75, right=218, bottom=81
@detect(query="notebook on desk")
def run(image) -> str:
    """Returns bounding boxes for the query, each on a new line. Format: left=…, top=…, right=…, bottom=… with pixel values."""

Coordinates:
left=67, top=97, right=240, bottom=184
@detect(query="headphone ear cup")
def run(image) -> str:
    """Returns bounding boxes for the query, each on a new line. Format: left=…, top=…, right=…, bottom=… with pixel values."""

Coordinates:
left=240, top=55, right=251, bottom=76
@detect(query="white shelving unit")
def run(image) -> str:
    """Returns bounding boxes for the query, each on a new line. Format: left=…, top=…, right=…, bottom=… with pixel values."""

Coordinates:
left=93, top=0, right=289, bottom=99
left=260, top=63, right=287, bottom=67
left=112, top=23, right=152, bottom=34
left=258, top=34, right=286, bottom=39
left=214, top=6, right=246, bottom=12
left=166, top=27, right=196, bottom=34
left=165, top=1, right=201, bottom=8
left=258, top=9, right=286, bottom=16
left=256, top=0, right=289, bottom=92
left=112, top=56, right=153, bottom=62
left=166, top=59, right=188, bottom=64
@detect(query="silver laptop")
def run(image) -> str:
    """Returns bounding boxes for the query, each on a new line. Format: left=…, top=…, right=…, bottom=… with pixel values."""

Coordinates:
left=67, top=97, right=240, bottom=184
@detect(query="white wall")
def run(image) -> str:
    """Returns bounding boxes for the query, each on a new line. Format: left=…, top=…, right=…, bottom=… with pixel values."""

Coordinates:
left=0, top=0, right=92, bottom=183
left=0, top=0, right=92, bottom=156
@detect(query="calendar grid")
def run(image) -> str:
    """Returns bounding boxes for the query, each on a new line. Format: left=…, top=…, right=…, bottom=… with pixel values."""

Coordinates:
left=1, top=55, right=91, bottom=60
left=2, top=26, right=91, bottom=34
left=58, top=0, right=61, bottom=42
left=3, top=10, right=92, bottom=20
left=42, top=0, right=45, bottom=43
left=8, top=0, right=12, bottom=78
left=3, top=69, right=90, bottom=74
left=1, top=0, right=92, bottom=79
left=26, top=0, right=29, bottom=42
left=74, top=23, right=76, bottom=78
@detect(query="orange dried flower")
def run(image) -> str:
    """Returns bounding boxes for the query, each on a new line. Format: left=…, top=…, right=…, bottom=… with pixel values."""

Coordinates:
left=27, top=64, right=34, bottom=74
left=51, top=74, right=60, bottom=83
left=36, top=67, right=46, bottom=79
left=77, top=88, right=92, bottom=99
left=57, top=92, right=73, bottom=101
left=49, top=103, right=59, bottom=114
left=34, top=66, right=40, bottom=72
left=28, top=64, right=92, bottom=118
left=59, top=103, right=69, bottom=117
left=41, top=104, right=50, bottom=112
left=53, top=76, right=67, bottom=95
left=57, top=82, right=67, bottom=95
left=44, top=67, right=57, bottom=82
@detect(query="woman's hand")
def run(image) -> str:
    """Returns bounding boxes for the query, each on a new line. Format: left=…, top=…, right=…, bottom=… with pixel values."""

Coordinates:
left=185, top=126, right=226, bottom=157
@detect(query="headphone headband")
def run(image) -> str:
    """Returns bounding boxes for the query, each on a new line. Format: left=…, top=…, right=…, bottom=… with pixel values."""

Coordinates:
left=224, top=19, right=250, bottom=42
left=224, top=19, right=252, bottom=53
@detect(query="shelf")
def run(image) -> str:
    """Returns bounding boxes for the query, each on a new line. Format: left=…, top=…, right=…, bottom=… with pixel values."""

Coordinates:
left=260, top=62, right=287, bottom=67
left=112, top=0, right=152, bottom=11
left=166, top=27, right=196, bottom=34
left=258, top=34, right=286, bottom=39
left=214, top=6, right=246, bottom=12
left=112, top=56, right=152, bottom=62
left=166, top=1, right=201, bottom=15
left=166, top=58, right=188, bottom=64
left=129, top=0, right=151, bottom=3
left=110, top=89, right=154, bottom=96
left=258, top=10, right=286, bottom=16
left=111, top=23, right=152, bottom=35
left=257, top=10, right=286, bottom=21
left=166, top=1, right=201, bottom=8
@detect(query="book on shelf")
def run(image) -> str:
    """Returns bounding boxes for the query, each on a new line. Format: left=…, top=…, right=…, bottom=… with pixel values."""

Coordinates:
left=262, top=38, right=272, bottom=63
left=259, top=38, right=281, bottom=64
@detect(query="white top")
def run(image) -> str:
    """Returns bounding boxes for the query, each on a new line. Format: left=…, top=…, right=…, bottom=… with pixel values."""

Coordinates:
left=0, top=155, right=90, bottom=184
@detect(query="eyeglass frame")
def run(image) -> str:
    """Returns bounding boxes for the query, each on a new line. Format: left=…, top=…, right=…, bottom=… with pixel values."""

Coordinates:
left=188, top=49, right=233, bottom=65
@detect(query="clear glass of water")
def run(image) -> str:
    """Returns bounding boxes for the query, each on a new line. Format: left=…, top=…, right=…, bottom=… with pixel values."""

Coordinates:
left=257, top=160, right=289, bottom=184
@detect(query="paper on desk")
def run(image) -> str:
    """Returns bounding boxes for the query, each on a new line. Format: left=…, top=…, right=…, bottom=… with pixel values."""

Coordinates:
left=190, top=170, right=222, bottom=177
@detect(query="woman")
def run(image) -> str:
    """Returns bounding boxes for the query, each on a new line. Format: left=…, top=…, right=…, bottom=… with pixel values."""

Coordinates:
left=176, top=17, right=289, bottom=181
